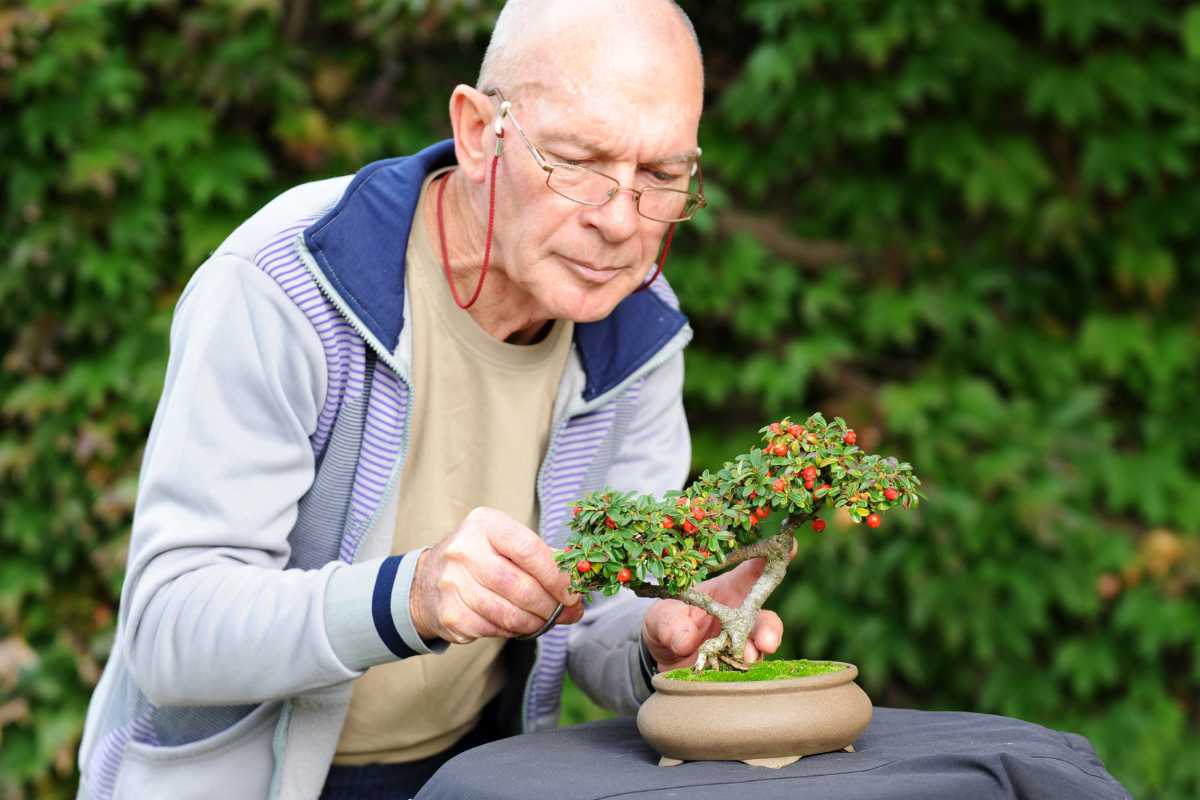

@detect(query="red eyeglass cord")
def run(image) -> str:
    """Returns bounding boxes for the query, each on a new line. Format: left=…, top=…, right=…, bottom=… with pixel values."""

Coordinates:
left=434, top=134, right=674, bottom=310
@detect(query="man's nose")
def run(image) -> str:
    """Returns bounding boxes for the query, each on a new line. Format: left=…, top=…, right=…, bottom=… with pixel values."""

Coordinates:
left=581, top=186, right=641, bottom=243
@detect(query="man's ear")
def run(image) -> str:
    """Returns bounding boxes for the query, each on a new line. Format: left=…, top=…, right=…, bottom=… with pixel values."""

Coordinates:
left=448, top=85, right=495, bottom=184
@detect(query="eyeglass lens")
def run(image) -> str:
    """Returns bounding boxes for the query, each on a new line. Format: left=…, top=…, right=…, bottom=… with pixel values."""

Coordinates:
left=547, top=165, right=698, bottom=222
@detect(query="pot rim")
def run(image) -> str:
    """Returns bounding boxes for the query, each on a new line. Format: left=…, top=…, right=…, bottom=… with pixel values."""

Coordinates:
left=650, top=661, right=859, bottom=696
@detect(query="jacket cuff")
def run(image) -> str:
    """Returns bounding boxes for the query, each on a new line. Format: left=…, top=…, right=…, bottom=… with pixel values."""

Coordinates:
left=635, top=630, right=658, bottom=703
left=324, top=550, right=449, bottom=672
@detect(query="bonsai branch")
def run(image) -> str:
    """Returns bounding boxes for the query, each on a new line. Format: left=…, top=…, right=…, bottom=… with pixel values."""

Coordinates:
left=631, top=584, right=738, bottom=625
left=714, top=529, right=797, bottom=571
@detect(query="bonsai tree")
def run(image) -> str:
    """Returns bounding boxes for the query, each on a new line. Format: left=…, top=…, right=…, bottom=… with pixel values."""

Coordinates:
left=556, top=413, right=922, bottom=673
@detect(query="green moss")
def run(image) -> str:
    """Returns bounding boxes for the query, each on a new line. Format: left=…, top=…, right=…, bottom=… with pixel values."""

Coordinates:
left=661, top=659, right=847, bottom=682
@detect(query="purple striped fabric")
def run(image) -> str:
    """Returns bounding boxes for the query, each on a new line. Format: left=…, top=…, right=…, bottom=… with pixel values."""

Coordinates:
left=525, top=377, right=646, bottom=726
left=540, top=407, right=619, bottom=550
left=88, top=709, right=156, bottom=800
left=254, top=221, right=368, bottom=459
left=340, top=365, right=409, bottom=562
left=255, top=218, right=411, bottom=565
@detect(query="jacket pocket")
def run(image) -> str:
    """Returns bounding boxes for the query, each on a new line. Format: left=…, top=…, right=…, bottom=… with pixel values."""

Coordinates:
left=114, top=700, right=282, bottom=800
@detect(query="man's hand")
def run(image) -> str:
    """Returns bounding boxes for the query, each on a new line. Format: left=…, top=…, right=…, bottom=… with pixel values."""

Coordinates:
left=409, top=507, right=584, bottom=645
left=640, top=543, right=794, bottom=671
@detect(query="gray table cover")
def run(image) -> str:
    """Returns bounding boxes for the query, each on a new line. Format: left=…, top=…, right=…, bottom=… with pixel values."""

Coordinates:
left=416, top=707, right=1131, bottom=800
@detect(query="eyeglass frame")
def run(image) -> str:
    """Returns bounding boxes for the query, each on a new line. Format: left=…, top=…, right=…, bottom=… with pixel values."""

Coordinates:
left=483, top=88, right=707, bottom=224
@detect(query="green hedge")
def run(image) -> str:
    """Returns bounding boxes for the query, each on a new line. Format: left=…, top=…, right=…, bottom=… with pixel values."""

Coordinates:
left=2, top=1, right=1197, bottom=797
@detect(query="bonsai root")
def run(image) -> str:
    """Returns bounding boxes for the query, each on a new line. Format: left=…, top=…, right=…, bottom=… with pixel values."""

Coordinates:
left=717, top=653, right=748, bottom=671
left=693, top=631, right=750, bottom=672
left=694, top=630, right=730, bottom=671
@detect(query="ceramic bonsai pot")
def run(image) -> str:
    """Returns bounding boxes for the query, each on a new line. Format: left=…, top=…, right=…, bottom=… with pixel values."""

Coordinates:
left=636, top=661, right=872, bottom=768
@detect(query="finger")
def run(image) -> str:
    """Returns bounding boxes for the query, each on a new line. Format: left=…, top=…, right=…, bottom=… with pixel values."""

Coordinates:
left=487, top=521, right=576, bottom=606
left=438, top=597, right=506, bottom=644
left=749, top=610, right=783, bottom=655
left=663, top=616, right=706, bottom=657
left=643, top=600, right=701, bottom=658
left=460, top=584, right=545, bottom=638
left=743, top=641, right=761, bottom=664
left=473, top=554, right=562, bottom=621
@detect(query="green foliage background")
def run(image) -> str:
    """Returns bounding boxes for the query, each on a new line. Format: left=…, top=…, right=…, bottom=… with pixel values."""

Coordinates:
left=2, top=1, right=1198, bottom=797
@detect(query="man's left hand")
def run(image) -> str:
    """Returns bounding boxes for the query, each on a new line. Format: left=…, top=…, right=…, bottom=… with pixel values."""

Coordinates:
left=640, top=548, right=792, bottom=672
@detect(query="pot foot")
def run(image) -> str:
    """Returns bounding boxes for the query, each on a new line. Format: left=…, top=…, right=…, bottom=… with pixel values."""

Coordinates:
left=742, top=755, right=801, bottom=769
left=658, top=756, right=685, bottom=767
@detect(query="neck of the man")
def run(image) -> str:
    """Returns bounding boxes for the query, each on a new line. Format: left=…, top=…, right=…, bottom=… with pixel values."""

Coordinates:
left=423, top=168, right=553, bottom=345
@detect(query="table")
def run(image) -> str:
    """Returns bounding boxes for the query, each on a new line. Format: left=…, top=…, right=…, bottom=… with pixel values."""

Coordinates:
left=416, top=707, right=1130, bottom=800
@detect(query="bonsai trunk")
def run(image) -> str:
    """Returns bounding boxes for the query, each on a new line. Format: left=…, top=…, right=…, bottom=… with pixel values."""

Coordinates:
left=631, top=520, right=799, bottom=671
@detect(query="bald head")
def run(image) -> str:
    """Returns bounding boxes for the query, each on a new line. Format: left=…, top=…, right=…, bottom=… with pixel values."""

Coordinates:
left=477, top=0, right=704, bottom=108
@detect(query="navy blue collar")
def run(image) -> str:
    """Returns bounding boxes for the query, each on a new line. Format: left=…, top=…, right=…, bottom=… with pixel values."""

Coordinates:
left=303, top=139, right=688, bottom=402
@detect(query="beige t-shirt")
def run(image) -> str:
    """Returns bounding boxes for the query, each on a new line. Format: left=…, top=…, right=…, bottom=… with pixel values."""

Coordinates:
left=333, top=168, right=575, bottom=765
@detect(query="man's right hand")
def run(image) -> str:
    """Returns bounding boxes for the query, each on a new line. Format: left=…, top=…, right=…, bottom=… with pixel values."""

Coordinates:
left=409, top=507, right=584, bottom=645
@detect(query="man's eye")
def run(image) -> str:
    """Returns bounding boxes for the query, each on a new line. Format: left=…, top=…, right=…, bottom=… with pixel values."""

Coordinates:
left=648, top=169, right=682, bottom=183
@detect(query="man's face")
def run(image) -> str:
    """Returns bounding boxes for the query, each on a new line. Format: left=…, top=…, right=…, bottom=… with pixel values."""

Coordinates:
left=487, top=81, right=702, bottom=323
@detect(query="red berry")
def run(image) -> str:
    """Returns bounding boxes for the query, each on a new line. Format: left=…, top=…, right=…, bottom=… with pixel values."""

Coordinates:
left=662, top=516, right=675, bottom=530
left=676, top=496, right=689, bottom=508
left=772, top=443, right=788, bottom=457
left=802, top=466, right=818, bottom=480
left=820, top=483, right=831, bottom=491
left=866, top=513, right=881, bottom=528
left=749, top=490, right=757, bottom=501
left=884, top=488, right=899, bottom=501
left=683, top=520, right=698, bottom=534
left=788, top=424, right=803, bottom=438
left=605, top=516, right=617, bottom=529
left=662, top=547, right=670, bottom=557
left=773, top=478, right=787, bottom=493
left=748, top=515, right=759, bottom=527
left=692, top=507, right=706, bottom=521
left=572, top=506, right=582, bottom=517
left=617, top=568, right=632, bottom=584
left=844, top=430, right=857, bottom=446
left=769, top=423, right=782, bottom=434
left=763, top=445, right=772, bottom=453
left=576, top=560, right=592, bottom=574
left=757, top=506, right=770, bottom=519
left=812, top=519, right=827, bottom=533
left=564, top=545, right=573, bottom=552
left=699, top=549, right=710, bottom=558
left=804, top=479, right=814, bottom=490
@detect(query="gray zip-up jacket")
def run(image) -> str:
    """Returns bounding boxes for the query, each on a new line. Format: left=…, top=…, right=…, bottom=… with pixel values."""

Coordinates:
left=74, top=141, right=693, bottom=799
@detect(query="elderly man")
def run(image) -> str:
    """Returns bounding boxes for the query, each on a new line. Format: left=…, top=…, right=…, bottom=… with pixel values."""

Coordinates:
left=75, top=1, right=785, bottom=798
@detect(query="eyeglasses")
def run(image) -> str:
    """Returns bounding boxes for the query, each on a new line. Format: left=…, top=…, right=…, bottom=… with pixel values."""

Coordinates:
left=485, top=88, right=707, bottom=224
